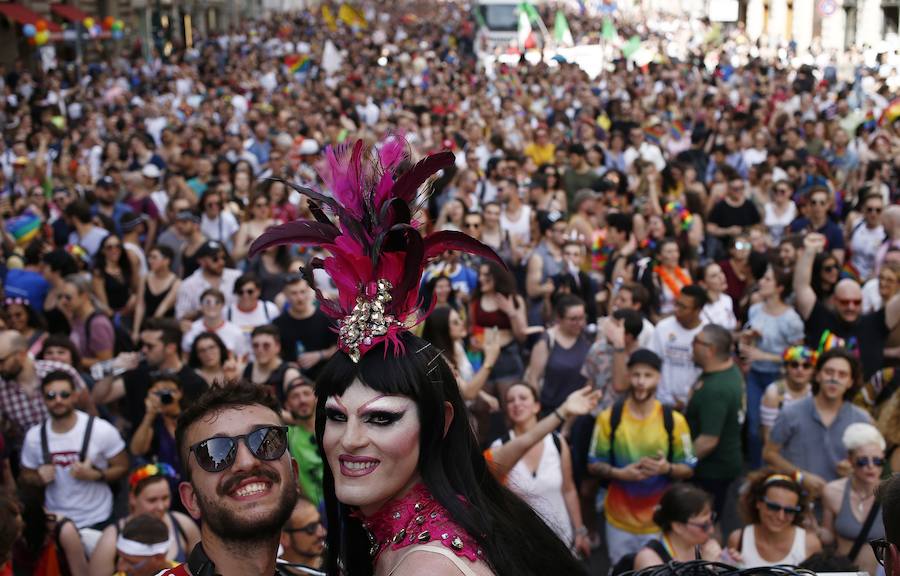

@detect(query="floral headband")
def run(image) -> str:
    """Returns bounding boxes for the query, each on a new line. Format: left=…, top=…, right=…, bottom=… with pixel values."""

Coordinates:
left=129, top=462, right=178, bottom=489
left=664, top=201, right=694, bottom=232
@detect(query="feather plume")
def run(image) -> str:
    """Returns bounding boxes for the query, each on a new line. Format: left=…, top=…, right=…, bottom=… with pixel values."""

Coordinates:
left=250, top=136, right=503, bottom=362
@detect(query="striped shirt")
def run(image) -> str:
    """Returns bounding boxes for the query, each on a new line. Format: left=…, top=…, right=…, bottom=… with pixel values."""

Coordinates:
left=0, top=359, right=86, bottom=445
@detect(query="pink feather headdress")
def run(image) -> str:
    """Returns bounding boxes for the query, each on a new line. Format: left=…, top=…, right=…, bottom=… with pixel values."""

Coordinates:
left=249, top=135, right=503, bottom=362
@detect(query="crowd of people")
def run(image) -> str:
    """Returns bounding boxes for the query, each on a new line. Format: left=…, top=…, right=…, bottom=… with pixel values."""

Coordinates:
left=0, top=0, right=897, bottom=574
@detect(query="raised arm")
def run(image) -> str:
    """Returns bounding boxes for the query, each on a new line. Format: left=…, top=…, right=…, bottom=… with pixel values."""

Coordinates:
left=793, top=232, right=825, bottom=319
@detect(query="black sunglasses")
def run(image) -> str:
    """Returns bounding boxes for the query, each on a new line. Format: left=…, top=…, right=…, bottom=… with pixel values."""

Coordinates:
left=787, top=361, right=813, bottom=369
left=284, top=520, right=322, bottom=535
left=189, top=426, right=288, bottom=473
left=761, top=498, right=802, bottom=515
left=45, top=390, right=72, bottom=401
left=855, top=456, right=885, bottom=468
left=872, top=538, right=890, bottom=567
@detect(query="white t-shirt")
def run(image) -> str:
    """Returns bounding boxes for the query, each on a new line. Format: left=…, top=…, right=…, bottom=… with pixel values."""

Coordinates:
left=182, top=318, right=250, bottom=361
left=21, top=411, right=125, bottom=528
left=226, top=301, right=281, bottom=353
left=763, top=202, right=797, bottom=245
left=200, top=211, right=240, bottom=252
left=501, top=205, right=532, bottom=247
left=849, top=223, right=885, bottom=282
left=649, top=316, right=706, bottom=406
left=701, top=294, right=737, bottom=331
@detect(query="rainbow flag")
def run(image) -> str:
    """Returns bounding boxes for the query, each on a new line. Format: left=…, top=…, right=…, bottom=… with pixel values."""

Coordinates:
left=862, top=109, right=877, bottom=132
left=670, top=119, right=689, bottom=140
left=285, top=54, right=311, bottom=74
left=643, top=124, right=665, bottom=145
left=879, top=97, right=900, bottom=127
left=840, top=261, right=861, bottom=283
left=6, top=210, right=41, bottom=246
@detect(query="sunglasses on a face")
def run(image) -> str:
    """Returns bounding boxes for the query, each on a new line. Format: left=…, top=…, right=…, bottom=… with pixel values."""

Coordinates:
left=189, top=425, right=289, bottom=473
left=855, top=456, right=885, bottom=468
left=761, top=498, right=802, bottom=515
left=45, top=390, right=72, bottom=401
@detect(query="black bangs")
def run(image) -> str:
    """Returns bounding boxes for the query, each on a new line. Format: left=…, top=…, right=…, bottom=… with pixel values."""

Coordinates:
left=314, top=332, right=445, bottom=401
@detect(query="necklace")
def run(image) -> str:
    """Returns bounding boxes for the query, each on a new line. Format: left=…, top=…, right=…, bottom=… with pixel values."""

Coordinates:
left=850, top=481, right=874, bottom=514
left=353, top=483, right=482, bottom=565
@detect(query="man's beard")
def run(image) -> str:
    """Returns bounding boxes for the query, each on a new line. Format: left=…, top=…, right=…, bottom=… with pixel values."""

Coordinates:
left=196, top=468, right=298, bottom=545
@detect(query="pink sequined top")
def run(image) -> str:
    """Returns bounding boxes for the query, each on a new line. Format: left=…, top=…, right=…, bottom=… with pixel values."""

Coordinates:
left=353, top=483, right=484, bottom=564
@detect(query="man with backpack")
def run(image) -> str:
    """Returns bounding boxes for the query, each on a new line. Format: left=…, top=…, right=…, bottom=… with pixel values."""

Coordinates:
left=587, top=349, right=695, bottom=566
left=60, top=274, right=117, bottom=368
left=19, top=371, right=128, bottom=530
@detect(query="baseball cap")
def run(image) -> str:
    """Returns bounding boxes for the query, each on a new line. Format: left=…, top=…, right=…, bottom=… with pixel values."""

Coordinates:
left=96, top=176, right=116, bottom=189
left=142, top=164, right=162, bottom=179
left=627, top=349, right=662, bottom=372
left=119, top=211, right=147, bottom=233
left=196, top=240, right=227, bottom=260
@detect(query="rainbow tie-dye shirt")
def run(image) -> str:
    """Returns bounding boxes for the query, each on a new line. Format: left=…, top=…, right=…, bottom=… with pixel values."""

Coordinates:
left=588, top=400, right=694, bottom=534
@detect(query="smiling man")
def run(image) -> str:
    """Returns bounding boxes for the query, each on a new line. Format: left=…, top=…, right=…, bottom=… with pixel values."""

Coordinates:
left=159, top=382, right=299, bottom=575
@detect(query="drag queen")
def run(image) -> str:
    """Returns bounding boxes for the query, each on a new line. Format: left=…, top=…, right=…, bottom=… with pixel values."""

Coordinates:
left=250, top=137, right=590, bottom=575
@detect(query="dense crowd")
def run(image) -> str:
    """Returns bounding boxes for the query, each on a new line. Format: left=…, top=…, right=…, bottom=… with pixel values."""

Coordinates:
left=0, top=0, right=898, bottom=574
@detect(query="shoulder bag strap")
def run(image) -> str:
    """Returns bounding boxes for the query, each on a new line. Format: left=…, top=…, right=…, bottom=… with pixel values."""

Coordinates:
left=608, top=399, right=626, bottom=467
left=79, top=415, right=95, bottom=462
left=41, top=419, right=50, bottom=465
left=848, top=500, right=881, bottom=561
left=662, top=405, right=675, bottom=462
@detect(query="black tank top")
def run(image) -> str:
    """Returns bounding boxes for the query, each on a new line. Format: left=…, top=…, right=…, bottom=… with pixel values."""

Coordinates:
left=103, top=270, right=129, bottom=311
left=144, top=277, right=177, bottom=318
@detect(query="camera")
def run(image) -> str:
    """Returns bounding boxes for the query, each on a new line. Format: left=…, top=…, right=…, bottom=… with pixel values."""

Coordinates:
left=157, top=391, right=174, bottom=405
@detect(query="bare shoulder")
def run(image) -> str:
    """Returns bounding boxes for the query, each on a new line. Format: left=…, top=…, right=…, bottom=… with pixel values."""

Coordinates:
left=633, top=546, right=663, bottom=570
left=823, top=478, right=845, bottom=507
left=390, top=547, right=495, bottom=576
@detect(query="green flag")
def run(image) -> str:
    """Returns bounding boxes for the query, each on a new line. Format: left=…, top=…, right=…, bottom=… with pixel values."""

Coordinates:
left=622, top=35, right=641, bottom=58
left=520, top=2, right=541, bottom=24
left=601, top=17, right=616, bottom=41
left=553, top=11, right=573, bottom=46
left=518, top=5, right=533, bottom=50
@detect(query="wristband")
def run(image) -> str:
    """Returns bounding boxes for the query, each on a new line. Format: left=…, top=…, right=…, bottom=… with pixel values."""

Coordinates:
left=553, top=409, right=565, bottom=423
left=575, top=526, right=589, bottom=537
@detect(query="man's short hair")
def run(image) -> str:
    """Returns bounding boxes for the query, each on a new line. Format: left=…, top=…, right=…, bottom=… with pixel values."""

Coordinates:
left=176, top=381, right=283, bottom=482
left=612, top=309, right=643, bottom=339
left=700, top=324, right=732, bottom=361
left=251, top=324, right=281, bottom=341
left=142, top=318, right=182, bottom=348
left=64, top=200, right=92, bottom=224
left=606, top=212, right=633, bottom=235
left=41, top=370, right=76, bottom=392
left=199, top=288, right=226, bottom=304
left=120, top=514, right=168, bottom=546
left=620, top=282, right=650, bottom=313
left=681, top=285, right=709, bottom=309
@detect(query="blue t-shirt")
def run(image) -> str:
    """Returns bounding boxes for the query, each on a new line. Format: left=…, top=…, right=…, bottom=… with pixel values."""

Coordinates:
left=789, top=217, right=845, bottom=250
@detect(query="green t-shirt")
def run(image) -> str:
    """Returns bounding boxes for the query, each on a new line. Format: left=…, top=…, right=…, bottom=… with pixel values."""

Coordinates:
left=287, top=425, right=324, bottom=506
left=685, top=364, right=744, bottom=480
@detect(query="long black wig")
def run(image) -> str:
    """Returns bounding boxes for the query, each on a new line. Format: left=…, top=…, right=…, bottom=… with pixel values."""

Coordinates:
left=314, top=332, right=588, bottom=576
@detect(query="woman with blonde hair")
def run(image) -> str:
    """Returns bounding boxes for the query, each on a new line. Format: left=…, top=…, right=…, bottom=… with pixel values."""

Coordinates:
left=820, top=423, right=887, bottom=576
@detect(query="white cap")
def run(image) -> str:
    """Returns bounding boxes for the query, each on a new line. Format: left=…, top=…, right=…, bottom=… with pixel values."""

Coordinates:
left=142, top=164, right=161, bottom=179
left=298, top=139, right=320, bottom=155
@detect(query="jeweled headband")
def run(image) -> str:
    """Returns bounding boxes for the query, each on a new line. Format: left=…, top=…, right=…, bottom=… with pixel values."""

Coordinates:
left=249, top=136, right=503, bottom=362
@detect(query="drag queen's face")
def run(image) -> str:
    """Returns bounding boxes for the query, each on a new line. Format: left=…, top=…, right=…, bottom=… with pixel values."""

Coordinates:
left=323, top=380, right=421, bottom=515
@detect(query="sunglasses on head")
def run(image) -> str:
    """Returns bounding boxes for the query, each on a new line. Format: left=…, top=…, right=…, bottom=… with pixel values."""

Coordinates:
left=761, top=498, right=802, bottom=515
left=45, top=390, right=72, bottom=401
left=189, top=425, right=288, bottom=473
left=855, top=456, right=885, bottom=468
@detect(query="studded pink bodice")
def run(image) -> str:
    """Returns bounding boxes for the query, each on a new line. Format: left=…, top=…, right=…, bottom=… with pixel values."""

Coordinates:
left=353, top=483, right=483, bottom=564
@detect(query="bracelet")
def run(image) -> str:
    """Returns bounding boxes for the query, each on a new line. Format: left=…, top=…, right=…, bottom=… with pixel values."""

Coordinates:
left=575, top=526, right=589, bottom=537
left=553, top=409, right=565, bottom=423
left=612, top=347, right=626, bottom=353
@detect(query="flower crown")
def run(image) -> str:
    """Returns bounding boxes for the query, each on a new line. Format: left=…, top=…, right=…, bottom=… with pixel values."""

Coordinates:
left=129, top=462, right=179, bottom=489
left=663, top=201, right=694, bottom=232
left=249, top=136, right=503, bottom=362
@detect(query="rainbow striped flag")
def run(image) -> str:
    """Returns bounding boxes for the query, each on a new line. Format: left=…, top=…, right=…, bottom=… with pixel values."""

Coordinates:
left=670, top=119, right=689, bottom=140
left=6, top=210, right=41, bottom=246
left=285, top=54, right=311, bottom=74
left=862, top=109, right=877, bottom=131
left=880, top=97, right=900, bottom=127
left=643, top=124, right=665, bottom=145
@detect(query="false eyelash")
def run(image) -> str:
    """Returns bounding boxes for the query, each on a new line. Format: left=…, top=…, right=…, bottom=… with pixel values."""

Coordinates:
left=364, top=411, right=404, bottom=426
left=324, top=407, right=347, bottom=422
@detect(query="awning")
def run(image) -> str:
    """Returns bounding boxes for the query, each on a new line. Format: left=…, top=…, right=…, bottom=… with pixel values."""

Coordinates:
left=49, top=3, right=89, bottom=23
left=0, top=3, right=61, bottom=31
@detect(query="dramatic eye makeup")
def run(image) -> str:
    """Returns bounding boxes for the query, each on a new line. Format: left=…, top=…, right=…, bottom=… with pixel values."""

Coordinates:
left=324, top=396, right=410, bottom=426
left=362, top=411, right=405, bottom=426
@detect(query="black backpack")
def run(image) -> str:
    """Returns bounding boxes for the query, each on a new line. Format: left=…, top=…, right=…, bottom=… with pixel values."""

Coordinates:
left=85, top=310, right=135, bottom=356
left=610, top=539, right=671, bottom=576
left=601, top=398, right=675, bottom=489
left=41, top=415, right=94, bottom=465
